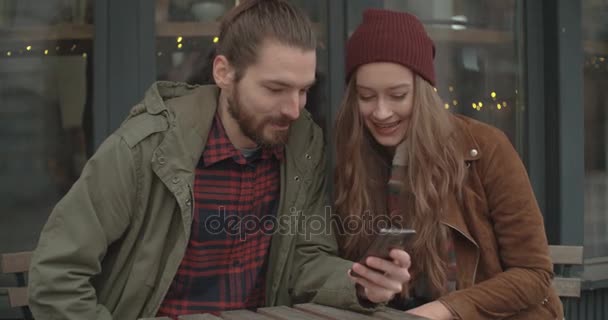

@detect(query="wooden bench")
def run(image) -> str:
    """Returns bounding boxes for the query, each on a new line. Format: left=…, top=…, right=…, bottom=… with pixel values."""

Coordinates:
left=0, top=251, right=33, bottom=319
left=139, top=304, right=429, bottom=320
left=548, top=245, right=584, bottom=298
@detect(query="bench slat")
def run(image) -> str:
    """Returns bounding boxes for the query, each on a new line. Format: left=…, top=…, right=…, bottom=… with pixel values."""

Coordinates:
left=548, top=245, right=584, bottom=265
left=373, top=308, right=430, bottom=320
left=294, top=303, right=375, bottom=320
left=178, top=314, right=223, bottom=320
left=258, top=305, right=326, bottom=320
left=0, top=252, right=33, bottom=274
left=552, top=277, right=582, bottom=298
left=220, top=309, right=273, bottom=320
left=6, top=287, right=28, bottom=307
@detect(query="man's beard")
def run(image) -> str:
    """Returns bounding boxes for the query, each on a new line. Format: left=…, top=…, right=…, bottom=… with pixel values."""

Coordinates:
left=227, top=86, right=291, bottom=147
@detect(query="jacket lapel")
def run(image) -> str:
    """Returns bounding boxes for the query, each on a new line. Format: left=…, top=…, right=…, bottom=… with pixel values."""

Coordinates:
left=265, top=117, right=314, bottom=305
left=440, top=114, right=485, bottom=287
left=147, top=84, right=219, bottom=235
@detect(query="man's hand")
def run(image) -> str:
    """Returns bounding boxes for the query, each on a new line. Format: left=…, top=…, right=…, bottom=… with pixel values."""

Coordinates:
left=348, top=249, right=411, bottom=303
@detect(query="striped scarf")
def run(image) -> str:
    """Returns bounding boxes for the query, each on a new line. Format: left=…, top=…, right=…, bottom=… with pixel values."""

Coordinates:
left=387, top=142, right=458, bottom=298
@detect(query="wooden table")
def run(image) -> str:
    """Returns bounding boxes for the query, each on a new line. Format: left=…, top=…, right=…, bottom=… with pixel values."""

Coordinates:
left=140, top=303, right=428, bottom=320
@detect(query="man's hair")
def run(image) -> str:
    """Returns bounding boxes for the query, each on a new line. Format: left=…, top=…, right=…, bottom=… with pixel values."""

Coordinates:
left=214, top=0, right=317, bottom=81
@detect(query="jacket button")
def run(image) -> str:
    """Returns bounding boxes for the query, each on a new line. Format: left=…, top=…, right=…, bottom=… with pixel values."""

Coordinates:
left=469, top=149, right=479, bottom=157
left=172, top=177, right=180, bottom=184
left=185, top=199, right=192, bottom=207
left=305, top=154, right=312, bottom=160
left=158, top=157, right=166, bottom=165
left=294, top=176, right=300, bottom=182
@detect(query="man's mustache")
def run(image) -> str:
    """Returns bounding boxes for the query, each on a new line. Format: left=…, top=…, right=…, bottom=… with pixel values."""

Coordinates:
left=267, top=117, right=292, bottom=127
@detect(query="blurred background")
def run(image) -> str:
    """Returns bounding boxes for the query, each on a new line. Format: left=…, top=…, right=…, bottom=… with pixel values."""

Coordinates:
left=0, top=0, right=606, bottom=318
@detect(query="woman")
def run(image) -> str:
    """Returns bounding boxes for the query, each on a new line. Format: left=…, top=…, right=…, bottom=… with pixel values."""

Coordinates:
left=336, top=9, right=563, bottom=320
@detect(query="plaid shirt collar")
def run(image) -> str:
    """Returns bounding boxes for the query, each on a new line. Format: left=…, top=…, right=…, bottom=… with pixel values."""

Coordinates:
left=202, top=113, right=284, bottom=167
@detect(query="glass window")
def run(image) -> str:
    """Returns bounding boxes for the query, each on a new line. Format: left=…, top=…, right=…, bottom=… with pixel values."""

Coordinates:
left=0, top=0, right=94, bottom=317
left=583, top=0, right=608, bottom=259
left=347, top=0, right=526, bottom=154
left=154, top=0, right=330, bottom=131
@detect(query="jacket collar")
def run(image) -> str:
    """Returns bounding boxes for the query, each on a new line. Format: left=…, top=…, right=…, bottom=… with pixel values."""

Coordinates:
left=453, top=114, right=483, bottom=162
left=139, top=82, right=220, bottom=174
left=141, top=82, right=313, bottom=172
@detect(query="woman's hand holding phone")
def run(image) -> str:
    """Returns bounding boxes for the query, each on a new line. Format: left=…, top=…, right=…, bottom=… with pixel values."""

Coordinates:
left=348, top=248, right=412, bottom=303
left=347, top=228, right=414, bottom=304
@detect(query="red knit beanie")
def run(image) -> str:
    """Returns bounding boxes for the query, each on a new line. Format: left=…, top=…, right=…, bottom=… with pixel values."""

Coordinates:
left=346, top=9, right=436, bottom=86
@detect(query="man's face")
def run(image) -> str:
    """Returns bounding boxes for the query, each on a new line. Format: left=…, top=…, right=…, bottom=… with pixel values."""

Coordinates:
left=225, top=40, right=316, bottom=147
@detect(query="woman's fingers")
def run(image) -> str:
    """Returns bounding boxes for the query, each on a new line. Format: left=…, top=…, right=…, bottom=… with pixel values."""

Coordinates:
left=348, top=269, right=397, bottom=303
left=351, top=262, right=403, bottom=292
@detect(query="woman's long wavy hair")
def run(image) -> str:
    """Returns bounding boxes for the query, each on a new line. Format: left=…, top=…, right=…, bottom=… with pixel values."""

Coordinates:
left=334, top=73, right=467, bottom=299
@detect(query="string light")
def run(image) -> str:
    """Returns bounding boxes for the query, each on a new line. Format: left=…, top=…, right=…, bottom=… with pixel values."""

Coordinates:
left=452, top=100, right=458, bottom=106
left=444, top=103, right=450, bottom=109
left=472, top=103, right=477, bottom=109
left=82, top=53, right=87, bottom=58
left=6, top=51, right=11, bottom=56
left=502, top=101, right=508, bottom=107
left=478, top=102, right=483, bottom=108
left=70, top=44, right=77, bottom=51
left=177, top=43, right=183, bottom=49
left=600, top=57, right=605, bottom=62
left=44, top=49, right=49, bottom=55
left=491, top=91, right=497, bottom=99
left=26, top=45, right=32, bottom=51
left=497, top=103, right=502, bottom=110
left=177, top=36, right=183, bottom=43
left=448, top=86, right=454, bottom=92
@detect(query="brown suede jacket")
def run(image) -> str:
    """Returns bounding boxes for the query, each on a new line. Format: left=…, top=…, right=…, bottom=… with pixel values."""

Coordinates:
left=436, top=115, right=563, bottom=319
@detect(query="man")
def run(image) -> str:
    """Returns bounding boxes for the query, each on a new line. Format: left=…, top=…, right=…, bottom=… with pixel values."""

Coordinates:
left=28, top=1, right=411, bottom=319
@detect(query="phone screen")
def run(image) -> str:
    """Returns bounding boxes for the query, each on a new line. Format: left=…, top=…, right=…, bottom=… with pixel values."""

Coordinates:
left=362, top=228, right=416, bottom=260
left=351, top=228, right=416, bottom=277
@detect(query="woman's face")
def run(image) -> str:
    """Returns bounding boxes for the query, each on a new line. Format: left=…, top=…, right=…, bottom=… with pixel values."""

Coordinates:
left=355, top=62, right=415, bottom=148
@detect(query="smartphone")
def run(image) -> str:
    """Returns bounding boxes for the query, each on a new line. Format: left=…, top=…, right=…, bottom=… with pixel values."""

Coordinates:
left=351, top=227, right=416, bottom=277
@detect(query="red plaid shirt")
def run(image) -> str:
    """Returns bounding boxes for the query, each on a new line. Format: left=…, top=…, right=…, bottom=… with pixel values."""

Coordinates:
left=157, top=114, right=283, bottom=318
